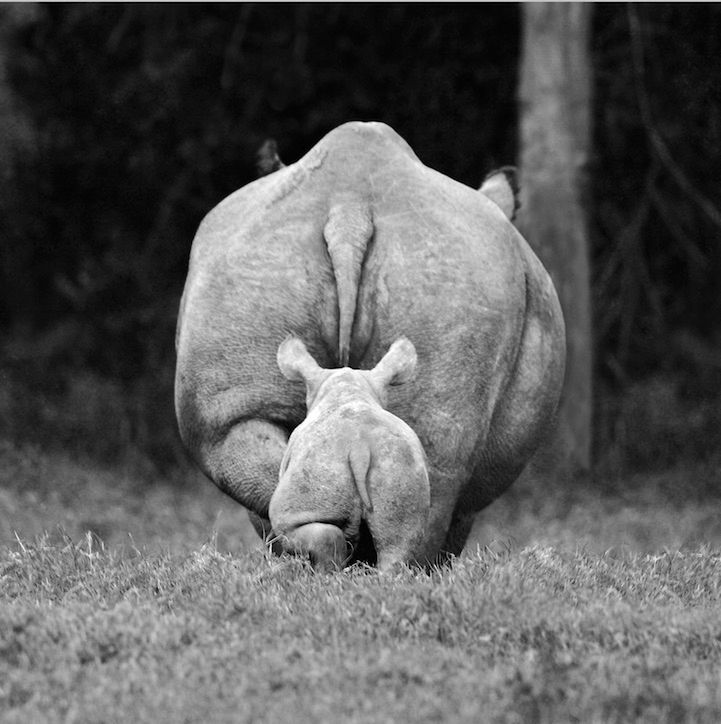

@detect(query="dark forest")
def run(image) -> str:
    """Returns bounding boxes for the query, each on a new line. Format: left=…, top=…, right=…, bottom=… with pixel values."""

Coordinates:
left=2, top=3, right=721, bottom=474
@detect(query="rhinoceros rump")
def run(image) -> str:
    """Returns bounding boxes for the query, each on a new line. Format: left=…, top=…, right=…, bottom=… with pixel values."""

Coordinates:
left=175, top=121, right=565, bottom=567
left=271, top=335, right=430, bottom=571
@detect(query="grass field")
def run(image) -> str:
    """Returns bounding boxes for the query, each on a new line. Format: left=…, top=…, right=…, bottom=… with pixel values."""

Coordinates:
left=3, top=438, right=721, bottom=722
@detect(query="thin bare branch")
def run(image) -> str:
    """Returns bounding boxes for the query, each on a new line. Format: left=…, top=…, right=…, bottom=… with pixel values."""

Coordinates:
left=221, top=4, right=253, bottom=92
left=648, top=186, right=708, bottom=270
left=627, top=4, right=721, bottom=232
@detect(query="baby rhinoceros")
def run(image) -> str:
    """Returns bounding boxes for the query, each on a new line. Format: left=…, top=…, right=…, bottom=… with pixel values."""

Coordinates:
left=269, top=336, right=430, bottom=572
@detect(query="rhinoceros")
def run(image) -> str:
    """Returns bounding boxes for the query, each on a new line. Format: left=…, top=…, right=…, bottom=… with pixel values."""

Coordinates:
left=175, top=120, right=565, bottom=567
left=272, top=335, right=429, bottom=571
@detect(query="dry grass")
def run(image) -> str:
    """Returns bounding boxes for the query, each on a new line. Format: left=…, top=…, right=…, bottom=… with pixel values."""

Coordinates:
left=2, top=436, right=721, bottom=722
left=2, top=538, right=721, bottom=723
left=470, top=460, right=721, bottom=554
left=0, top=440, right=260, bottom=554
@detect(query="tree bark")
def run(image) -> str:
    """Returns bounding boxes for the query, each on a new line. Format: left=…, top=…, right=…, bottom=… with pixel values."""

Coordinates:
left=517, top=2, right=593, bottom=473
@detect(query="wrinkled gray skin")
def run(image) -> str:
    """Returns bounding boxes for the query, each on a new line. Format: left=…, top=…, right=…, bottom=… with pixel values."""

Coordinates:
left=175, top=121, right=565, bottom=567
left=272, top=336, right=430, bottom=571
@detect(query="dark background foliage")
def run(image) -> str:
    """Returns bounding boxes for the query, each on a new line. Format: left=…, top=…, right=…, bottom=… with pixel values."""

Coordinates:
left=1, top=3, right=720, bottom=472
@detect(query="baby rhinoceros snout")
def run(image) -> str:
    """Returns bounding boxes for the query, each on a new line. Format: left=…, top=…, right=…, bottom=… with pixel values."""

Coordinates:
left=269, top=335, right=430, bottom=571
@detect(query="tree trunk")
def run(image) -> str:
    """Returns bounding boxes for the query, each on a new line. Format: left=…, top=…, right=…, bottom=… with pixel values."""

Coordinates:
left=517, top=2, right=593, bottom=473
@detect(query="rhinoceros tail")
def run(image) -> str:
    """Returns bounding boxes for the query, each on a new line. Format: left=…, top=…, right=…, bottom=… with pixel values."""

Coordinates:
left=348, top=438, right=373, bottom=512
left=323, top=199, right=373, bottom=366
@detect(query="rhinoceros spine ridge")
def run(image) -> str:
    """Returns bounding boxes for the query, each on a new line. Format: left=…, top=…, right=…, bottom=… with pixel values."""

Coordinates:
left=323, top=197, right=373, bottom=366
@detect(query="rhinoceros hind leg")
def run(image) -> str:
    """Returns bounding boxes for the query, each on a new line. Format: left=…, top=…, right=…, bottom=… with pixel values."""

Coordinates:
left=207, top=418, right=289, bottom=540
left=438, top=510, right=477, bottom=562
left=463, top=274, right=565, bottom=512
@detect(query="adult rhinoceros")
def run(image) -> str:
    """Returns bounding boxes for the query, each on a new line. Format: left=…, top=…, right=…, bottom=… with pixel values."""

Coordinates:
left=175, top=121, right=565, bottom=567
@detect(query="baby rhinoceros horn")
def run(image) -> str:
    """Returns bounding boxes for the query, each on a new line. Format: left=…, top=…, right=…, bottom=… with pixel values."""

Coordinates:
left=270, top=336, right=430, bottom=571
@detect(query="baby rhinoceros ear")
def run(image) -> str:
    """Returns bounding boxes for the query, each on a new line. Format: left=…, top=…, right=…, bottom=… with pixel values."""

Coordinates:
left=277, top=336, right=325, bottom=388
left=370, top=337, right=417, bottom=389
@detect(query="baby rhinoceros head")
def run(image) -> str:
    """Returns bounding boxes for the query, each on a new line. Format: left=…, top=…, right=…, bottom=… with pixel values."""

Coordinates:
left=269, top=336, right=430, bottom=572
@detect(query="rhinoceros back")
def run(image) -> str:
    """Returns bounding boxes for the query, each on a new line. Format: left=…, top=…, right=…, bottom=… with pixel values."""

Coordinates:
left=175, top=124, right=427, bottom=446
left=176, top=121, right=527, bottom=480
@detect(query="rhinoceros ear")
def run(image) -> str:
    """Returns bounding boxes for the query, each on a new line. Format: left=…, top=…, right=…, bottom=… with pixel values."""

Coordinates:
left=277, top=336, right=324, bottom=387
left=370, top=337, right=417, bottom=389
left=256, top=139, right=285, bottom=177
left=479, top=166, right=520, bottom=222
